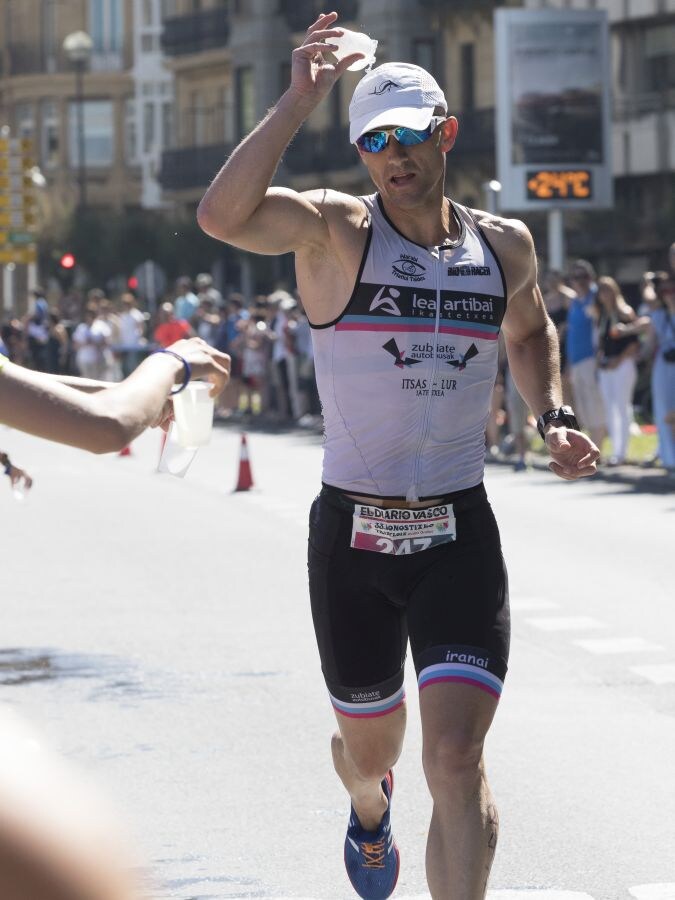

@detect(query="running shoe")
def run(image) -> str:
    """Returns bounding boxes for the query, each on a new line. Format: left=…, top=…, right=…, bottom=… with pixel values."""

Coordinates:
left=343, top=769, right=400, bottom=899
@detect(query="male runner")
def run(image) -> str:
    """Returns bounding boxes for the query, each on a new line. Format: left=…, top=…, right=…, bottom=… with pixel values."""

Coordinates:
left=198, top=12, right=599, bottom=899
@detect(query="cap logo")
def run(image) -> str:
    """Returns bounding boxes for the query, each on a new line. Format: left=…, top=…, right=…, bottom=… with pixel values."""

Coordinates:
left=370, top=80, right=399, bottom=95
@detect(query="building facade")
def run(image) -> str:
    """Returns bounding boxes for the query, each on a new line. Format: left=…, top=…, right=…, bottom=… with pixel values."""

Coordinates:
left=0, top=0, right=142, bottom=222
left=157, top=0, right=674, bottom=294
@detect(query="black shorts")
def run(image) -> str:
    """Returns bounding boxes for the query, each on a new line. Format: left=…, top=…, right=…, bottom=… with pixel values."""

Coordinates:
left=307, top=483, right=510, bottom=719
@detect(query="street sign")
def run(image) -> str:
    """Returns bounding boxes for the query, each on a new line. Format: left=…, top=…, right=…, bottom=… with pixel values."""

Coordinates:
left=0, top=132, right=39, bottom=255
left=0, top=245, right=36, bottom=264
left=495, top=9, right=612, bottom=211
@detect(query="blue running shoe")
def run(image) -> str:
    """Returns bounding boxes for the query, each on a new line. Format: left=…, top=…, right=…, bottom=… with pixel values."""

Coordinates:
left=344, top=769, right=400, bottom=899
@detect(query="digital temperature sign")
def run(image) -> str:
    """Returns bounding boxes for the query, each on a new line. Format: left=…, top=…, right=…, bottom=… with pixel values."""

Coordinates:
left=526, top=169, right=593, bottom=201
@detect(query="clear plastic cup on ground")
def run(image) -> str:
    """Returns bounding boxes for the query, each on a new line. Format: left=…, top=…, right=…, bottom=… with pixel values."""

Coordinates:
left=330, top=29, right=377, bottom=71
left=172, top=382, right=215, bottom=449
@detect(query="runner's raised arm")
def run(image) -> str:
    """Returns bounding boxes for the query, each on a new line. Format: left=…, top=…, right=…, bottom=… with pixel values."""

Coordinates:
left=197, top=11, right=362, bottom=256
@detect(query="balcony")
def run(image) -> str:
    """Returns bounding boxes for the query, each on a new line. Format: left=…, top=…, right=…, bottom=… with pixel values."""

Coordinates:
left=160, top=143, right=233, bottom=191
left=283, top=126, right=357, bottom=175
left=281, top=0, right=359, bottom=33
left=418, top=0, right=506, bottom=9
left=6, top=42, right=66, bottom=76
left=614, top=89, right=675, bottom=121
left=161, top=9, right=230, bottom=57
left=452, top=108, right=495, bottom=157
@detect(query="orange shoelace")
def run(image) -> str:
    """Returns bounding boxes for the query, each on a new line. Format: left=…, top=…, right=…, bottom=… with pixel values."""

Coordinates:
left=361, top=838, right=386, bottom=868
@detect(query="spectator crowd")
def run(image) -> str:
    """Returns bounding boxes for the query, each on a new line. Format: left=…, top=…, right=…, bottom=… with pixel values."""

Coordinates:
left=1, top=248, right=673, bottom=473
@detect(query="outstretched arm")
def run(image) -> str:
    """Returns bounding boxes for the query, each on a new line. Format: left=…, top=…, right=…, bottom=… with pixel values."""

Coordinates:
left=197, top=11, right=362, bottom=256
left=497, top=220, right=600, bottom=480
left=0, top=338, right=230, bottom=454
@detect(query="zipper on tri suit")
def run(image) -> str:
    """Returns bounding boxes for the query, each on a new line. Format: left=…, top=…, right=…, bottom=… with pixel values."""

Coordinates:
left=407, top=246, right=442, bottom=502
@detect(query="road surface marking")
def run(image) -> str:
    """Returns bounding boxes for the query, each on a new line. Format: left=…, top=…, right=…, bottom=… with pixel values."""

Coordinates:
left=488, top=892, right=595, bottom=899
left=629, top=886, right=675, bottom=899
left=510, top=598, right=560, bottom=612
left=574, top=637, right=665, bottom=655
left=397, top=893, right=596, bottom=900
left=629, top=664, right=675, bottom=685
left=526, top=616, right=606, bottom=632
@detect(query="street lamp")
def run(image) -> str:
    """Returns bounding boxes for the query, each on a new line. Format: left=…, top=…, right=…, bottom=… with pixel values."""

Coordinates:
left=482, top=179, right=502, bottom=215
left=63, top=30, right=93, bottom=209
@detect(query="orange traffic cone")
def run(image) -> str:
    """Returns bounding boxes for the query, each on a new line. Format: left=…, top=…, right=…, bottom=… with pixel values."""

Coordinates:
left=235, top=433, right=254, bottom=491
left=118, top=445, right=132, bottom=457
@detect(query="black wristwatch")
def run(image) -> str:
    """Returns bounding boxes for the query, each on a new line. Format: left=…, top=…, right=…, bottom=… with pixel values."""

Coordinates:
left=537, top=405, right=579, bottom=440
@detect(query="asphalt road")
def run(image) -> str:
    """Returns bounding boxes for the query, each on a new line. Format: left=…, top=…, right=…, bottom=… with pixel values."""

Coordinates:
left=1, top=422, right=674, bottom=900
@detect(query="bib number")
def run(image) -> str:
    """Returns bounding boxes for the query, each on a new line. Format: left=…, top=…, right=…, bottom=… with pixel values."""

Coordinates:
left=350, top=504, right=456, bottom=554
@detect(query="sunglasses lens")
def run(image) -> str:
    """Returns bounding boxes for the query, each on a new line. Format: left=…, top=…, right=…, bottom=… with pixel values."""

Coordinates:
left=396, top=126, right=431, bottom=146
left=357, top=121, right=438, bottom=152
left=358, top=131, right=388, bottom=153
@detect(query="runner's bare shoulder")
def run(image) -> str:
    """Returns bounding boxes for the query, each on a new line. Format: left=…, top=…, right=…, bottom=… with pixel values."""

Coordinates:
left=469, top=208, right=534, bottom=297
left=296, top=189, right=369, bottom=262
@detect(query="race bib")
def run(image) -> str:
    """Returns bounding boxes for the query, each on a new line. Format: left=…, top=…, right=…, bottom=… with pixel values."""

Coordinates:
left=350, top=504, right=456, bottom=555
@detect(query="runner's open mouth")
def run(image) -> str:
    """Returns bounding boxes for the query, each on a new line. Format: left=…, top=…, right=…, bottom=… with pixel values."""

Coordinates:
left=390, top=173, right=415, bottom=185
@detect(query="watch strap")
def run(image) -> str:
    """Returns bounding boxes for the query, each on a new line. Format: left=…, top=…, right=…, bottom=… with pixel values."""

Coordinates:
left=537, top=406, right=579, bottom=440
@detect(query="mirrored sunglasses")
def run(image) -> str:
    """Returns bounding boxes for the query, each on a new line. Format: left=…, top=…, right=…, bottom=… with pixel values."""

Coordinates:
left=356, top=116, right=447, bottom=154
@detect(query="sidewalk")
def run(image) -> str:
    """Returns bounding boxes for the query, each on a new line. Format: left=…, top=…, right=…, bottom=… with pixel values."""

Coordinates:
left=488, top=452, right=675, bottom=493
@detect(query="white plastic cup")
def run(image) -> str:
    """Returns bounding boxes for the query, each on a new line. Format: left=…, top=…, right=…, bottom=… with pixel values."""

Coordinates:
left=172, top=382, right=214, bottom=449
left=331, top=29, right=377, bottom=72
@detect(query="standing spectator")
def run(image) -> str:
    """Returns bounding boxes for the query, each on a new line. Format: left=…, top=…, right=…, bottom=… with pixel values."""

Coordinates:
left=98, top=297, right=123, bottom=381
left=294, top=297, right=321, bottom=423
left=174, top=277, right=199, bottom=324
left=567, top=259, right=606, bottom=448
left=235, top=304, right=272, bottom=417
left=196, top=272, right=224, bottom=310
left=504, top=366, right=531, bottom=471
left=267, top=290, right=300, bottom=422
left=117, top=292, right=147, bottom=377
left=618, top=272, right=675, bottom=473
left=0, top=319, right=27, bottom=365
left=214, top=293, right=249, bottom=415
left=153, top=301, right=192, bottom=348
left=595, top=277, right=640, bottom=465
left=194, top=297, right=220, bottom=344
left=649, top=273, right=675, bottom=472
left=72, top=304, right=113, bottom=380
left=543, top=269, right=574, bottom=404
left=25, top=291, right=50, bottom=371
left=45, top=310, right=69, bottom=375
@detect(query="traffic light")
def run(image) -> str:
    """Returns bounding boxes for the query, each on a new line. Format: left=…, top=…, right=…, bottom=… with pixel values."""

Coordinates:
left=59, top=252, right=76, bottom=269
left=127, top=275, right=138, bottom=290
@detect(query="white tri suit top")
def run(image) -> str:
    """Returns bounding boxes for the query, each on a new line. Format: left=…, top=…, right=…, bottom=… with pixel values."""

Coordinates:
left=309, top=193, right=508, bottom=501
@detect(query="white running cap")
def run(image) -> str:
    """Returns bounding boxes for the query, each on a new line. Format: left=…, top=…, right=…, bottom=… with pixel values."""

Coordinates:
left=349, top=62, right=447, bottom=144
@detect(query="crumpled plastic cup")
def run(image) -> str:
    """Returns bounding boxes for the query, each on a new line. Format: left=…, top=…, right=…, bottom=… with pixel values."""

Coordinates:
left=172, top=382, right=214, bottom=449
left=331, top=29, right=377, bottom=71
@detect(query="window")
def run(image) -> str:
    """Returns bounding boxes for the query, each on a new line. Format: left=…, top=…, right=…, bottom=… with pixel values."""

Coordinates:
left=15, top=103, right=35, bottom=143
left=68, top=99, right=114, bottom=167
left=41, top=0, right=57, bottom=73
left=143, top=101, right=155, bottom=153
left=190, top=90, right=207, bottom=145
left=161, top=0, right=177, bottom=18
left=41, top=100, right=60, bottom=168
left=89, top=0, right=124, bottom=69
left=645, top=24, right=675, bottom=92
left=235, top=66, right=255, bottom=140
left=412, top=39, right=435, bottom=75
left=142, top=0, right=154, bottom=26
left=460, top=43, right=474, bottom=111
left=141, top=34, right=158, bottom=52
left=125, top=97, right=137, bottom=162
left=162, top=100, right=174, bottom=149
